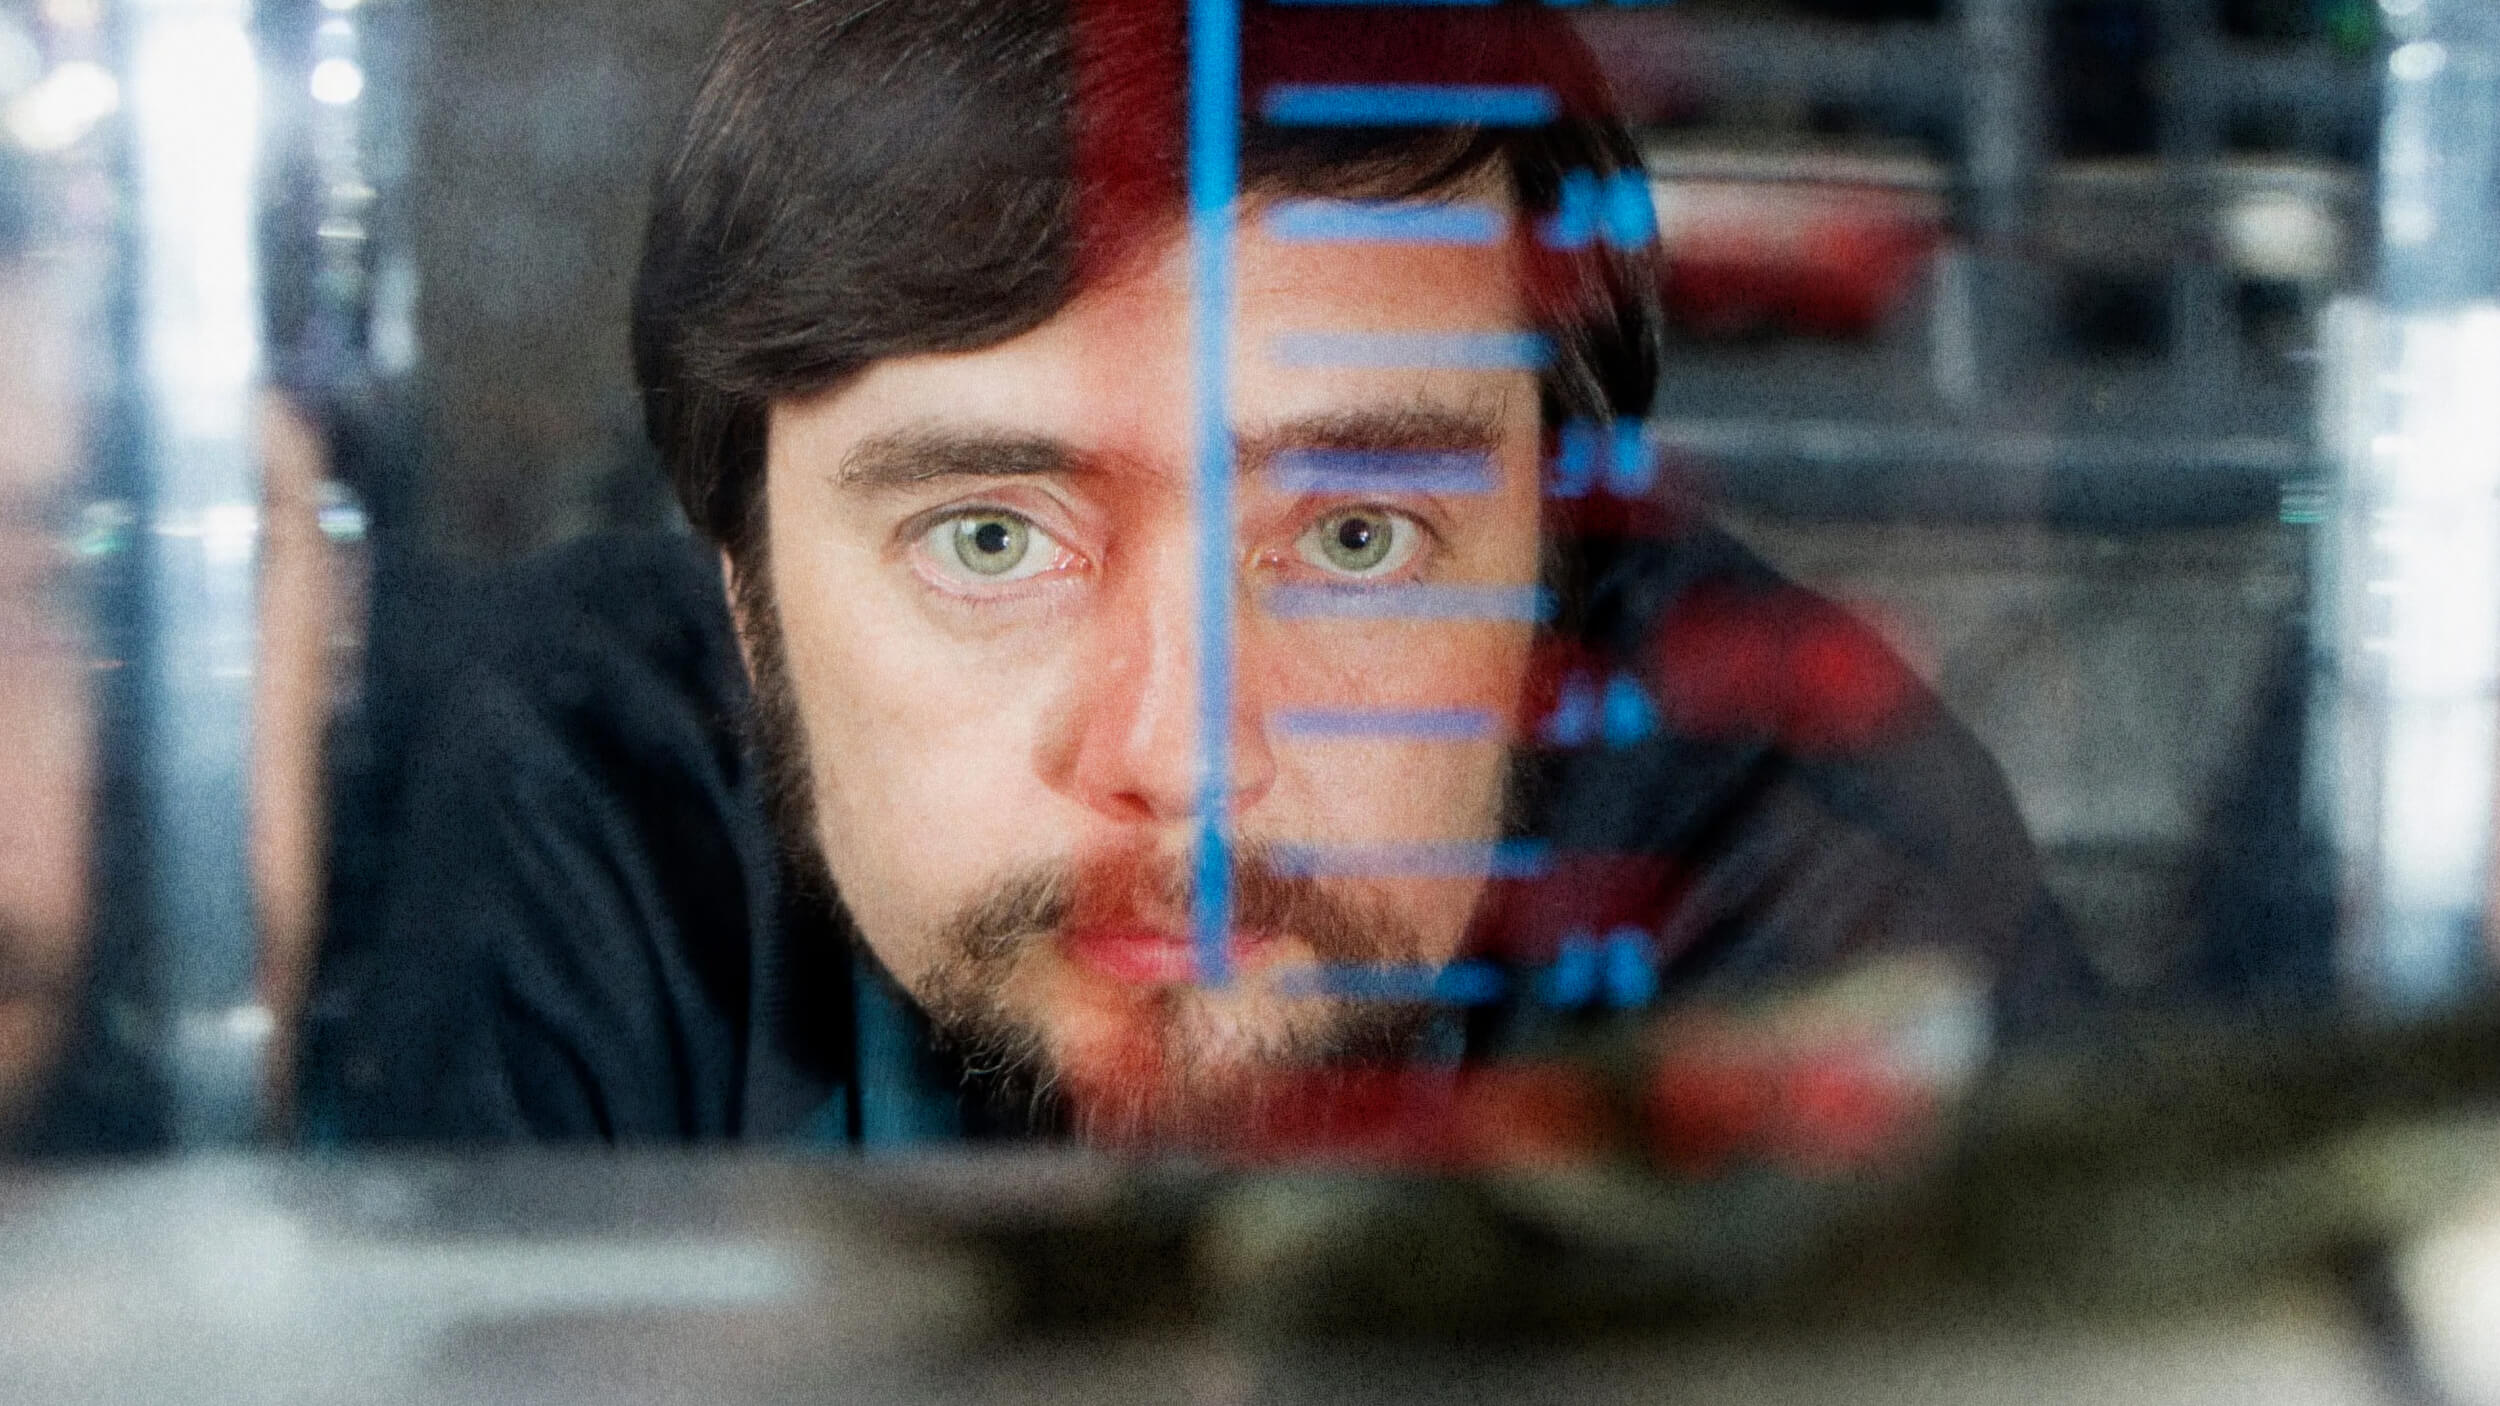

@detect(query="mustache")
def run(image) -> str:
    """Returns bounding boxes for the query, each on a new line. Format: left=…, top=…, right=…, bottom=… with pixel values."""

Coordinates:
left=938, top=841, right=1424, bottom=968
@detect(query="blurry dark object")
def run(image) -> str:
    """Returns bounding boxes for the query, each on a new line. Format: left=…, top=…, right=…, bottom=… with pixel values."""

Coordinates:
left=2052, top=1, right=2156, bottom=158
left=953, top=986, right=2500, bottom=1342
left=26, top=979, right=2500, bottom=1401
left=1795, top=0, right=1945, bottom=21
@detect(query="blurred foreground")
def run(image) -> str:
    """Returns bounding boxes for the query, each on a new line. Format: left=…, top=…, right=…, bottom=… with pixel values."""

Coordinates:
left=13, top=982, right=2500, bottom=1404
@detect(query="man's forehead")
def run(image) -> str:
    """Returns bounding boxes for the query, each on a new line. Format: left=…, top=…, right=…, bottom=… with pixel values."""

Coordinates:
left=775, top=199, right=1538, bottom=488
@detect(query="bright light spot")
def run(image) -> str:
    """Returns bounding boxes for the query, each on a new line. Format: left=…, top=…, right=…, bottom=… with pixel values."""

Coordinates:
left=317, top=482, right=367, bottom=544
left=200, top=502, right=259, bottom=566
left=39, top=0, right=100, bottom=31
left=309, top=57, right=363, bottom=106
left=2223, top=193, right=2343, bottom=282
left=4, top=60, right=119, bottom=152
left=2389, top=202, right=2438, bottom=248
left=2401, top=1172, right=2500, bottom=1406
left=2392, top=41, right=2447, bottom=82
left=317, top=0, right=362, bottom=10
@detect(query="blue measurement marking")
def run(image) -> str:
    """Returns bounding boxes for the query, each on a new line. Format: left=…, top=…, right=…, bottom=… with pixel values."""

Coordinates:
left=1282, top=934, right=1664, bottom=1012
left=1542, top=936, right=1603, bottom=1007
left=1606, top=170, right=1660, bottom=246
left=1274, top=706, right=1498, bottom=741
left=1541, top=170, right=1659, bottom=251
left=1277, top=962, right=1511, bottom=1005
left=1542, top=930, right=1662, bottom=1010
left=1604, top=928, right=1661, bottom=1007
left=1188, top=0, right=1241, bottom=990
left=1544, top=170, right=1603, bottom=250
left=1271, top=840, right=1553, bottom=880
left=1273, top=0, right=1677, bottom=5
left=1549, top=419, right=1655, bottom=498
left=1266, top=584, right=1554, bottom=623
left=1540, top=671, right=1660, bottom=749
left=1266, top=199, right=1505, bottom=245
left=1274, top=330, right=1552, bottom=371
left=1269, top=448, right=1497, bottom=495
left=1262, top=84, right=1560, bottom=128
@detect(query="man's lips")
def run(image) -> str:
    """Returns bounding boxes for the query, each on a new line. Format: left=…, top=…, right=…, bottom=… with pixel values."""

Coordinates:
left=1060, top=925, right=1274, bottom=986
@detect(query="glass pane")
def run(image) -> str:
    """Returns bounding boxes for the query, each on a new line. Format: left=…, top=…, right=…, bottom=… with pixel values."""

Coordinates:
left=17, top=0, right=2500, bottom=1397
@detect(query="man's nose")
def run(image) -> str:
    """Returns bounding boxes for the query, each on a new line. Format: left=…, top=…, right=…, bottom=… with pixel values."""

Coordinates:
left=1041, top=552, right=1277, bottom=827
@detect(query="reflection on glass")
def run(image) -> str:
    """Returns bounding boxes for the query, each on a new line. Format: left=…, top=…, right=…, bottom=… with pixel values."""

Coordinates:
left=0, top=171, right=89, bottom=1140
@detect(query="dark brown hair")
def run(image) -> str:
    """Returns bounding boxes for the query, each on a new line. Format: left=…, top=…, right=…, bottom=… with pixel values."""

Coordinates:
left=631, top=0, right=1662, bottom=563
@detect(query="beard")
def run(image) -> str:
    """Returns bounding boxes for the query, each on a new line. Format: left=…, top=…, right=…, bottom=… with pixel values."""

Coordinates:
left=730, top=545, right=1468, bottom=1147
left=910, top=841, right=1441, bottom=1145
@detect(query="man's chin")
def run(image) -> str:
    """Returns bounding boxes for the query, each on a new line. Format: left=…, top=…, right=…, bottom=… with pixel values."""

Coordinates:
left=996, top=950, right=1426, bottom=1148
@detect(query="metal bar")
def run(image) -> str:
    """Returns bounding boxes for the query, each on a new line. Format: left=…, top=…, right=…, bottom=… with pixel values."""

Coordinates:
left=124, top=0, right=269, bottom=1143
left=2323, top=0, right=2500, bottom=1012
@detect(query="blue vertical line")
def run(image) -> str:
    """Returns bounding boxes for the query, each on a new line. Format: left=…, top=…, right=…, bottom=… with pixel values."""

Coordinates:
left=1190, top=0, right=1240, bottom=990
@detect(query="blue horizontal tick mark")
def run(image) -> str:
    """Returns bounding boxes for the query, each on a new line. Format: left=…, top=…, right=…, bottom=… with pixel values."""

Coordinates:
left=1265, top=584, right=1554, bottom=623
left=1266, top=199, right=1506, bottom=246
left=1273, top=331, right=1552, bottom=371
left=1263, top=84, right=1560, bottom=129
left=1279, top=962, right=1511, bottom=1005
left=1274, top=707, right=1498, bottom=741
left=1270, top=840, right=1553, bottom=880
left=1269, top=449, right=1497, bottom=495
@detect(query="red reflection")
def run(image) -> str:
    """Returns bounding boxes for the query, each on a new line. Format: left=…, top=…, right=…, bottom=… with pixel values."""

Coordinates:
left=1646, top=1030, right=1936, bottom=1177
left=1468, top=847, right=1682, bottom=965
left=1658, top=185, right=1944, bottom=341
left=1649, top=584, right=1926, bottom=754
left=1217, top=1063, right=1612, bottom=1170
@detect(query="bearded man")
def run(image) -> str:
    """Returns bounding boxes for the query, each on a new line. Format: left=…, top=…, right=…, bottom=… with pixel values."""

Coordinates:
left=322, top=0, right=2089, bottom=1148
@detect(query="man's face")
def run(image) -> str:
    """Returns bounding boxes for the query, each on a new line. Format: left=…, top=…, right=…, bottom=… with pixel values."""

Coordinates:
left=748, top=206, right=1544, bottom=1139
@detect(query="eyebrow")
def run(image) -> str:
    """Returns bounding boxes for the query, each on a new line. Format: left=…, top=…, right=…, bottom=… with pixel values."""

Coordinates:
left=832, top=400, right=1507, bottom=493
left=836, top=430, right=1079, bottom=492
left=1241, top=402, right=1505, bottom=463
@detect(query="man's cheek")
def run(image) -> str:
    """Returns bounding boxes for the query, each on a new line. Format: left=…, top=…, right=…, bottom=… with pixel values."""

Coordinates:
left=805, top=660, right=1031, bottom=904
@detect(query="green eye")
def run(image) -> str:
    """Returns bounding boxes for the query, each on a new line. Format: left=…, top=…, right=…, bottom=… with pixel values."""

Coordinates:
left=947, top=514, right=1033, bottom=577
left=1298, top=507, right=1419, bottom=579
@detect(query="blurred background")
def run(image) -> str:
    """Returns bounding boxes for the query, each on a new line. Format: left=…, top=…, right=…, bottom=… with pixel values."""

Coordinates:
left=0, top=0, right=2483, bottom=1147
left=17, top=0, right=2500, bottom=1400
